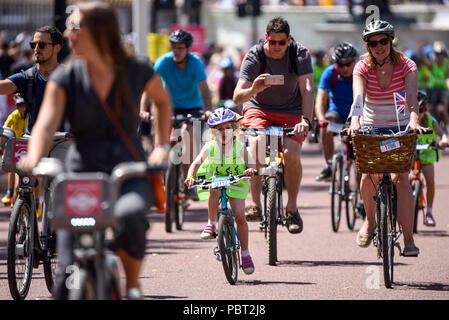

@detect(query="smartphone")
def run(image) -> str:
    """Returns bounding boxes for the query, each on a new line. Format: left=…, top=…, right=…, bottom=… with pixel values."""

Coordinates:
left=264, top=75, right=284, bottom=85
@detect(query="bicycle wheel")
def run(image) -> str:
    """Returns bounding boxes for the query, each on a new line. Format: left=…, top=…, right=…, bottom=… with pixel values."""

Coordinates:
left=379, top=183, right=394, bottom=288
left=411, top=180, right=421, bottom=234
left=7, top=198, right=34, bottom=300
left=217, top=214, right=238, bottom=285
left=345, top=160, right=357, bottom=230
left=265, top=177, right=277, bottom=266
left=175, top=164, right=185, bottom=230
left=330, top=154, right=343, bottom=232
left=42, top=229, right=57, bottom=293
left=165, top=161, right=177, bottom=233
left=69, top=268, right=96, bottom=300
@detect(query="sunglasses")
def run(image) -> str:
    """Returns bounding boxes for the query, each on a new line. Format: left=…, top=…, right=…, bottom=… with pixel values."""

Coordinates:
left=337, top=61, right=354, bottom=68
left=368, top=38, right=390, bottom=48
left=267, top=38, right=288, bottom=46
left=29, top=42, right=55, bottom=50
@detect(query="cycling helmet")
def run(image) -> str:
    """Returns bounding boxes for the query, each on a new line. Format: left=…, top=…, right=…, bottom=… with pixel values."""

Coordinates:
left=332, top=42, right=357, bottom=61
left=219, top=57, right=234, bottom=69
left=417, top=90, right=428, bottom=106
left=362, top=20, right=394, bottom=42
left=208, top=107, right=237, bottom=128
left=14, top=93, right=25, bottom=105
left=169, top=29, right=193, bottom=48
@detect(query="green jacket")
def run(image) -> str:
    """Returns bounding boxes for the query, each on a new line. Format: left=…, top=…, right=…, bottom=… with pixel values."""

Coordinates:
left=416, top=114, right=442, bottom=164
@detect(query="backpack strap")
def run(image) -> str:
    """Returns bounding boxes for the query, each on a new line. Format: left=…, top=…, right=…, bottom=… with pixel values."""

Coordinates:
left=331, top=64, right=339, bottom=90
left=255, top=39, right=267, bottom=76
left=24, top=67, right=35, bottom=114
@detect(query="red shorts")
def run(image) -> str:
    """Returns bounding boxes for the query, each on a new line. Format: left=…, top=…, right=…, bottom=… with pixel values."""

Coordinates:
left=241, top=107, right=305, bottom=145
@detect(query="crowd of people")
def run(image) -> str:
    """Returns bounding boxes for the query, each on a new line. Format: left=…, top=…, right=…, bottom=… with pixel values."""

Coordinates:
left=0, top=0, right=448, bottom=300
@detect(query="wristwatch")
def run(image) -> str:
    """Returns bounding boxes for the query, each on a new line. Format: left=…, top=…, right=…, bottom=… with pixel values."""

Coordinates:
left=302, top=116, right=312, bottom=130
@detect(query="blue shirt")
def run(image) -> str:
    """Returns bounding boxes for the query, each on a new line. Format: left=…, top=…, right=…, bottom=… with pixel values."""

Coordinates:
left=318, top=64, right=353, bottom=119
left=154, top=52, right=207, bottom=110
left=8, top=66, right=46, bottom=133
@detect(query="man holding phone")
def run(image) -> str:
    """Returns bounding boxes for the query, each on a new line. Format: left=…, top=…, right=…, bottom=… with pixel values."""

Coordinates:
left=233, top=16, right=314, bottom=234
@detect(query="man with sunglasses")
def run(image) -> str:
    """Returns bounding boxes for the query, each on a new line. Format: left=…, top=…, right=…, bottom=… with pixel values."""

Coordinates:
left=0, top=25, right=63, bottom=133
left=315, top=42, right=357, bottom=182
left=234, top=16, right=313, bottom=234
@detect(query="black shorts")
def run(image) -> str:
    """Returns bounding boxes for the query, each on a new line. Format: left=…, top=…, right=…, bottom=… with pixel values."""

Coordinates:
left=325, top=110, right=346, bottom=124
left=174, top=107, right=203, bottom=118
left=427, top=87, right=447, bottom=106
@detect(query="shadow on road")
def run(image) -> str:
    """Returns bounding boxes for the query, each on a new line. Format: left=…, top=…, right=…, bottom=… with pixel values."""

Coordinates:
left=238, top=279, right=315, bottom=286
left=416, top=230, right=449, bottom=237
left=395, top=281, right=449, bottom=292
left=277, top=260, right=408, bottom=267
left=144, top=295, right=189, bottom=299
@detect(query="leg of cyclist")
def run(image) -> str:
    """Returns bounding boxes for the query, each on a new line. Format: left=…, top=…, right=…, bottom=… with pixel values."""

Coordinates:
left=229, top=197, right=254, bottom=274
left=422, top=163, right=436, bottom=226
left=201, top=189, right=219, bottom=239
left=393, top=172, right=419, bottom=255
left=245, top=134, right=265, bottom=220
left=357, top=173, right=380, bottom=247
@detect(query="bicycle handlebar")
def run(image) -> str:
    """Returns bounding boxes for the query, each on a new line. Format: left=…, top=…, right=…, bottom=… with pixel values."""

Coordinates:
left=340, top=128, right=433, bottom=136
left=240, top=127, right=296, bottom=137
left=190, top=171, right=258, bottom=189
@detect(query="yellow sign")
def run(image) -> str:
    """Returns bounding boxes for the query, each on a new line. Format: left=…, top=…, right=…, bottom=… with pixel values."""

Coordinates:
left=148, top=33, right=170, bottom=63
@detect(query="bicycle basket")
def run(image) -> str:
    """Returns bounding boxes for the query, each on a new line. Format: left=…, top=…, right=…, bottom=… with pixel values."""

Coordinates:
left=351, top=132, right=417, bottom=174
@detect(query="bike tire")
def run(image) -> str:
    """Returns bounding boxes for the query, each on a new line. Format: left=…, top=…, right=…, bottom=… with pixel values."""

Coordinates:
left=266, top=177, right=277, bottom=266
left=7, top=198, right=34, bottom=300
left=42, top=229, right=57, bottom=294
left=345, top=160, right=357, bottom=230
left=165, top=162, right=177, bottom=233
left=217, top=214, right=238, bottom=285
left=69, top=268, right=96, bottom=300
left=331, top=155, right=342, bottom=232
left=412, top=180, right=421, bottom=234
left=175, top=164, right=185, bottom=230
left=379, top=183, right=394, bottom=289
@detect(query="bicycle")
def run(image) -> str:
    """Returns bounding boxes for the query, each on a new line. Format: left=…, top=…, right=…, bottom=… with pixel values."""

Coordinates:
left=410, top=141, right=440, bottom=233
left=350, top=128, right=431, bottom=288
left=241, top=126, right=294, bottom=266
left=190, top=172, right=255, bottom=285
left=326, top=122, right=363, bottom=232
left=2, top=128, right=71, bottom=300
left=33, top=158, right=164, bottom=299
left=165, top=113, right=204, bottom=233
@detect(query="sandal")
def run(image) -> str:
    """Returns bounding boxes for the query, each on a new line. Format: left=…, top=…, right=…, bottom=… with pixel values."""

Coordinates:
left=286, top=209, right=303, bottom=234
left=245, top=205, right=262, bottom=221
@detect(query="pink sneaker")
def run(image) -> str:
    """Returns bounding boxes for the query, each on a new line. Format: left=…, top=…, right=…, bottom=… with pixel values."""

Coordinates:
left=200, top=224, right=216, bottom=239
left=424, top=213, right=436, bottom=227
left=241, top=255, right=255, bottom=275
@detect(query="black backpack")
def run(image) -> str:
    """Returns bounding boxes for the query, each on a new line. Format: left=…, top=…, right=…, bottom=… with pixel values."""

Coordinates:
left=255, top=38, right=299, bottom=76
left=23, top=66, right=35, bottom=118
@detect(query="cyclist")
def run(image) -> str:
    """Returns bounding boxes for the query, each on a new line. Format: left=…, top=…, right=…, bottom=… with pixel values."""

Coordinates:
left=233, top=16, right=313, bottom=234
left=185, top=107, right=256, bottom=274
left=419, top=41, right=449, bottom=131
left=19, top=2, right=172, bottom=299
left=414, top=90, right=448, bottom=226
left=315, top=42, right=357, bottom=182
left=154, top=29, right=212, bottom=189
left=1, top=94, right=28, bottom=206
left=348, top=20, right=425, bottom=256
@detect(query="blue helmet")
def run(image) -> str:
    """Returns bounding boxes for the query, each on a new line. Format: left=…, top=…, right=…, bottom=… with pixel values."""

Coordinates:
left=208, top=107, right=237, bottom=128
left=219, top=57, right=234, bottom=69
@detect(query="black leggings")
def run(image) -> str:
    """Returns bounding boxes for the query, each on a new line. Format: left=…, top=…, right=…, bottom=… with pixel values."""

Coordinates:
left=52, top=178, right=152, bottom=299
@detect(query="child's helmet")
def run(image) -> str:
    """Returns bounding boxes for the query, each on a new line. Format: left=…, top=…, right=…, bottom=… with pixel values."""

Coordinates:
left=14, top=93, right=25, bottom=105
left=417, top=90, right=427, bottom=106
left=208, top=107, right=238, bottom=128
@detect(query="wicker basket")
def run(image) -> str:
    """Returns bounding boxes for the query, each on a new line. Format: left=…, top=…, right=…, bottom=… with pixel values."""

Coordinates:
left=352, top=133, right=417, bottom=174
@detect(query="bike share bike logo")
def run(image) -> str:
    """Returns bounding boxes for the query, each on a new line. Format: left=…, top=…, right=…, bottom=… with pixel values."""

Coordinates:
left=64, top=180, right=102, bottom=217
left=12, top=140, right=28, bottom=163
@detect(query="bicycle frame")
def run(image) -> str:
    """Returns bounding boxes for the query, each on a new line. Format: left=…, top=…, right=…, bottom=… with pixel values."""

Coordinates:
left=217, top=188, right=240, bottom=261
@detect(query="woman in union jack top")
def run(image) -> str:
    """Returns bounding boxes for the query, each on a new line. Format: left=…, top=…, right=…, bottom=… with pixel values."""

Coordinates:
left=348, top=20, right=426, bottom=257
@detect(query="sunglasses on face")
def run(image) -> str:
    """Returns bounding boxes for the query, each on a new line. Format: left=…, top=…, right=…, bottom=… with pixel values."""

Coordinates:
left=337, top=61, right=354, bottom=68
left=29, top=41, right=55, bottom=50
left=368, top=38, right=390, bottom=48
left=267, top=38, right=288, bottom=46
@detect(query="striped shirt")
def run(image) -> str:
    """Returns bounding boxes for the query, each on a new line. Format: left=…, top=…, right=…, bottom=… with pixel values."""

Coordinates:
left=353, top=57, right=417, bottom=128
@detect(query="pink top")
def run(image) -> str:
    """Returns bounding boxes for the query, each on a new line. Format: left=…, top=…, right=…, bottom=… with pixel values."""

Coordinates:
left=353, top=56, right=417, bottom=128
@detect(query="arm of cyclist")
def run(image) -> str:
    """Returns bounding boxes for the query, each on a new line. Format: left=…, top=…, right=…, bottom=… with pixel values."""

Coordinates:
left=198, top=80, right=212, bottom=119
left=232, top=74, right=272, bottom=105
left=348, top=74, right=365, bottom=135
left=0, top=79, right=18, bottom=95
left=294, top=73, right=314, bottom=136
left=139, top=91, right=152, bottom=123
left=185, top=144, right=210, bottom=188
left=146, top=74, right=172, bottom=165
left=404, top=70, right=425, bottom=134
left=19, top=81, right=66, bottom=172
left=433, top=121, right=449, bottom=149
left=315, top=88, right=330, bottom=125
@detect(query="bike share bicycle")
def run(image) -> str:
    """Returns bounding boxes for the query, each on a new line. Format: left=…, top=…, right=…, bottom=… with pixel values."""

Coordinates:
left=165, top=113, right=204, bottom=232
left=32, top=158, right=164, bottom=299
left=241, top=126, right=295, bottom=266
left=190, top=172, right=255, bottom=284
left=324, top=121, right=364, bottom=232
left=350, top=128, right=432, bottom=288
left=410, top=141, right=441, bottom=233
left=2, top=127, right=71, bottom=300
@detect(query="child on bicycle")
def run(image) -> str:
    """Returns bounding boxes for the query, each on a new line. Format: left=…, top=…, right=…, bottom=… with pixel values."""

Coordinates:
left=1, top=94, right=28, bottom=206
left=185, top=107, right=257, bottom=275
left=415, top=91, right=448, bottom=226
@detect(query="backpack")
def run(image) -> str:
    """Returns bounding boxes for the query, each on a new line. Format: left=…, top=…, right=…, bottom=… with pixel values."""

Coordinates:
left=23, top=66, right=35, bottom=117
left=255, top=38, right=299, bottom=76
left=330, top=64, right=339, bottom=90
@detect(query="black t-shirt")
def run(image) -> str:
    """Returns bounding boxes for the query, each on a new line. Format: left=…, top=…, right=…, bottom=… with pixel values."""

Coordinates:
left=50, top=56, right=154, bottom=173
